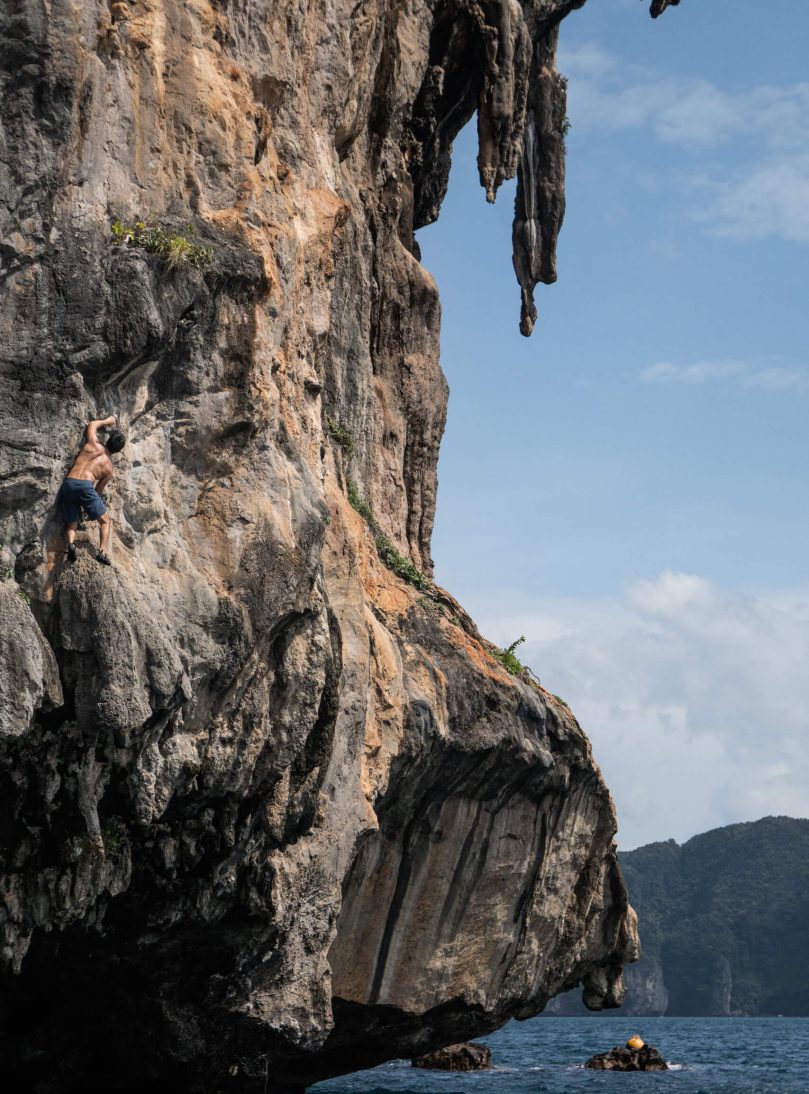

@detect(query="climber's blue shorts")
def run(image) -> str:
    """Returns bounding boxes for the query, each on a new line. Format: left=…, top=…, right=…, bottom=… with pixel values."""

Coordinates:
left=60, top=478, right=107, bottom=524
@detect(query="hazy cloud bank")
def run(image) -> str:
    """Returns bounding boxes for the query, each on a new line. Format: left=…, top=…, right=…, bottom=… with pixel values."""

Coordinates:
left=478, top=571, right=809, bottom=849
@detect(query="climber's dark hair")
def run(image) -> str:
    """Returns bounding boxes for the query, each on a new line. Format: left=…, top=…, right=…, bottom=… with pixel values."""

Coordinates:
left=106, top=431, right=126, bottom=454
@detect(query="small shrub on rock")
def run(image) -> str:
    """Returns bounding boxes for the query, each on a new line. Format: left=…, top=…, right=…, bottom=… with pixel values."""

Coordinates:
left=375, top=532, right=428, bottom=590
left=327, top=419, right=355, bottom=457
left=493, top=635, right=526, bottom=676
left=346, top=478, right=377, bottom=530
left=110, top=218, right=213, bottom=270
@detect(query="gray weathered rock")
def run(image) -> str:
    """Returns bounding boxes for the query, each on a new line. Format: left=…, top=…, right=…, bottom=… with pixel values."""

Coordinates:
left=585, top=1043, right=669, bottom=1072
left=622, top=954, right=671, bottom=1015
left=413, top=1042, right=492, bottom=1071
left=0, top=0, right=681, bottom=1089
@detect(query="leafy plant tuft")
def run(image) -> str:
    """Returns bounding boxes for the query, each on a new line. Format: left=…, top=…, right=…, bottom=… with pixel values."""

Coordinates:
left=493, top=635, right=527, bottom=676
left=110, top=218, right=213, bottom=270
left=346, top=479, right=377, bottom=530
left=327, top=418, right=355, bottom=457
left=375, top=532, right=428, bottom=590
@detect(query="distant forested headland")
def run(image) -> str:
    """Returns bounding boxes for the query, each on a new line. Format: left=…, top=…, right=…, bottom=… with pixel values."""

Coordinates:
left=548, top=816, right=809, bottom=1016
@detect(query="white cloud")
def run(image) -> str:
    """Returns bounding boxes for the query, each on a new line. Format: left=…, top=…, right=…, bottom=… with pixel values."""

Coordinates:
left=626, top=569, right=711, bottom=615
left=477, top=574, right=809, bottom=850
left=641, top=359, right=809, bottom=392
left=703, top=156, right=809, bottom=243
left=655, top=82, right=809, bottom=148
left=558, top=43, right=809, bottom=244
left=641, top=360, right=746, bottom=384
left=560, top=44, right=809, bottom=148
left=560, top=41, right=617, bottom=82
left=743, top=365, right=809, bottom=391
left=654, top=81, right=743, bottom=144
left=564, top=73, right=681, bottom=134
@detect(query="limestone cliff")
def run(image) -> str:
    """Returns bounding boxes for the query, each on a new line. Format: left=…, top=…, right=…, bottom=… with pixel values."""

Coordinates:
left=0, top=1, right=678, bottom=1090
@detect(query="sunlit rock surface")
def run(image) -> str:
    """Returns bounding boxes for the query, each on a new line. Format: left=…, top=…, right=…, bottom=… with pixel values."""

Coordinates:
left=0, top=0, right=680, bottom=1089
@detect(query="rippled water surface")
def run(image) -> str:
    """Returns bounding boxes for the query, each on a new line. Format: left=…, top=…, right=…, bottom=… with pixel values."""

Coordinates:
left=311, top=1016, right=809, bottom=1094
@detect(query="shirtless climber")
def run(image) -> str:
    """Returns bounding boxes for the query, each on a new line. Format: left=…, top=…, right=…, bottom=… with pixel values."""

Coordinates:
left=60, top=415, right=126, bottom=566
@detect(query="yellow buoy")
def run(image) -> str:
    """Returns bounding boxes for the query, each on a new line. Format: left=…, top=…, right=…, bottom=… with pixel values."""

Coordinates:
left=627, top=1035, right=645, bottom=1050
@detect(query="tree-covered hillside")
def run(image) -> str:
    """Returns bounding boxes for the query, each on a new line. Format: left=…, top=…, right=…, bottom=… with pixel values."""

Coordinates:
left=623, top=816, right=809, bottom=1015
left=549, top=816, right=809, bottom=1016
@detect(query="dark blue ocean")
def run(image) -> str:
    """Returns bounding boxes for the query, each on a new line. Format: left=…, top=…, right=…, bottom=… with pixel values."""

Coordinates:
left=311, top=1017, right=809, bottom=1094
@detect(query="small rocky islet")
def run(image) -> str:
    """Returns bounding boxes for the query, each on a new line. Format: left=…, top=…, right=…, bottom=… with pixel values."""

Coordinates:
left=409, top=1035, right=669, bottom=1074
left=412, top=1042, right=492, bottom=1071
left=585, top=1036, right=669, bottom=1072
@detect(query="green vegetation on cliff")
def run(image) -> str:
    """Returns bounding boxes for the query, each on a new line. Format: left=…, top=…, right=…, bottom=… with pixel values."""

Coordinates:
left=492, top=635, right=527, bottom=676
left=110, top=219, right=213, bottom=270
left=346, top=479, right=428, bottom=590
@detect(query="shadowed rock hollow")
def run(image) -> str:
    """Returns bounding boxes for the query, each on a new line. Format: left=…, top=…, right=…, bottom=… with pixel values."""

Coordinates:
left=0, top=1, right=680, bottom=1090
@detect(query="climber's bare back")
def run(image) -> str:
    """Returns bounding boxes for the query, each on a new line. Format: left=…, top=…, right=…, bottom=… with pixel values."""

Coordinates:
left=65, top=416, right=118, bottom=486
left=66, top=441, right=114, bottom=485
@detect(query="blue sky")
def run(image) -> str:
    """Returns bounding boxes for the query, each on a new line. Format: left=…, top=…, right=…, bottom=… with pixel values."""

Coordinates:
left=418, top=0, right=809, bottom=849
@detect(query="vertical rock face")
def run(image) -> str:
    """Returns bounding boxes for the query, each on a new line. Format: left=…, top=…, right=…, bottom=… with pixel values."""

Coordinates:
left=0, top=0, right=678, bottom=1089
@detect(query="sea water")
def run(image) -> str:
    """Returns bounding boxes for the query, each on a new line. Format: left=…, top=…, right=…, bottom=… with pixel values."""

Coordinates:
left=311, top=1016, right=809, bottom=1094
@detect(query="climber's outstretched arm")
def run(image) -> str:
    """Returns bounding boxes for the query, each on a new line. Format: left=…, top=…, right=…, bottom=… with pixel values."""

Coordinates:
left=86, top=415, right=116, bottom=446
